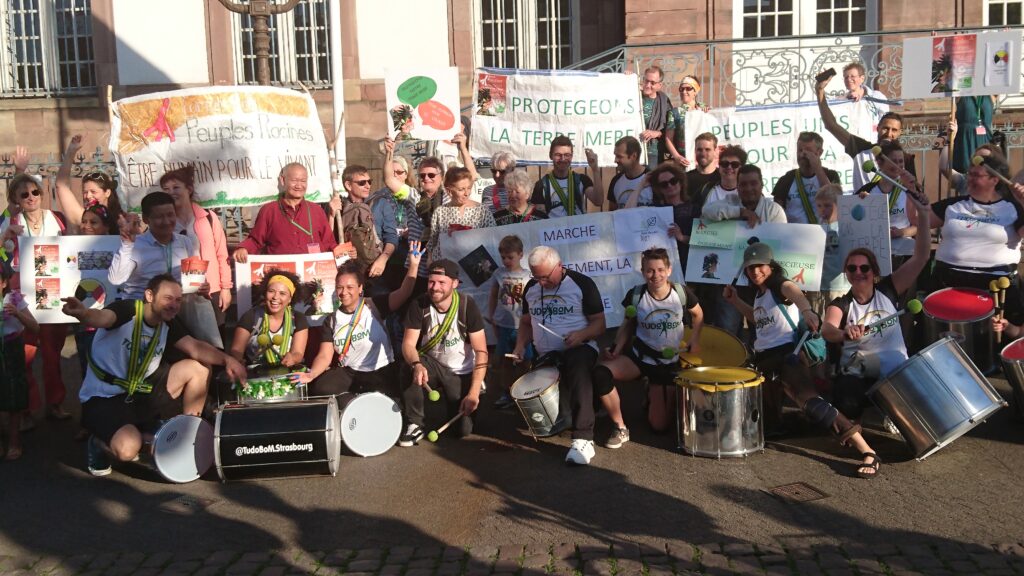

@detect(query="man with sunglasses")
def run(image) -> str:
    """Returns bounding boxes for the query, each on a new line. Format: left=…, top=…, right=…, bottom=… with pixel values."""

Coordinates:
left=512, top=247, right=619, bottom=466
left=530, top=136, right=604, bottom=218
left=607, top=136, right=653, bottom=210
left=328, top=164, right=397, bottom=287
left=771, top=132, right=841, bottom=224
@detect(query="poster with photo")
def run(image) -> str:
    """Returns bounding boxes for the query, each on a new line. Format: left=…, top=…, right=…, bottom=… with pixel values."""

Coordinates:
left=235, top=253, right=339, bottom=326
left=902, top=31, right=1021, bottom=99
left=19, top=236, right=122, bottom=323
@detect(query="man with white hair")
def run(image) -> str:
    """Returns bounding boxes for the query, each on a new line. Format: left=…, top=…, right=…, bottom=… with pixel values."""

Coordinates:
left=512, top=246, right=625, bottom=465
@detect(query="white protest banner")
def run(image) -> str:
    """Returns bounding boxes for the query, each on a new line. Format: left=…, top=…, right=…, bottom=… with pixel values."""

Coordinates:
left=18, top=236, right=123, bottom=323
left=235, top=253, right=339, bottom=326
left=386, top=67, right=460, bottom=141
left=685, top=220, right=826, bottom=291
left=706, top=99, right=884, bottom=191
left=439, top=208, right=681, bottom=329
left=839, top=193, right=893, bottom=276
left=470, top=68, right=644, bottom=167
left=902, top=31, right=1022, bottom=99
left=109, top=86, right=332, bottom=210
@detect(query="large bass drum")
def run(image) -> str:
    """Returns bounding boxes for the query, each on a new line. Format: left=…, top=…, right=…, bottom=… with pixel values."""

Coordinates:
left=214, top=397, right=340, bottom=481
left=868, top=338, right=1006, bottom=460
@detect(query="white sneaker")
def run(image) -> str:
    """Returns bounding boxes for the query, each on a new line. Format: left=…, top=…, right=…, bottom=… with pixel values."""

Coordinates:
left=565, top=438, right=596, bottom=466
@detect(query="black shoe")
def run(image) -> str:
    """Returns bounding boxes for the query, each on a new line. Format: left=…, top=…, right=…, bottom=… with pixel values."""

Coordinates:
left=398, top=424, right=424, bottom=447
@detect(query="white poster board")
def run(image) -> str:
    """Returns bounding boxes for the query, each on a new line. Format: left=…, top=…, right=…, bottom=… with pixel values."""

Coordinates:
left=470, top=68, right=645, bottom=167
left=685, top=221, right=826, bottom=291
left=234, top=253, right=340, bottom=326
left=385, top=67, right=461, bottom=141
left=902, top=31, right=1022, bottom=99
left=839, top=193, right=893, bottom=275
left=439, top=208, right=682, bottom=328
left=109, top=86, right=332, bottom=210
left=18, top=236, right=123, bottom=323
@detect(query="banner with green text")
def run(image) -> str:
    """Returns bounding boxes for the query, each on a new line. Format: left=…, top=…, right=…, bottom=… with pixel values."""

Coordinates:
left=470, top=68, right=644, bottom=167
left=109, top=86, right=332, bottom=210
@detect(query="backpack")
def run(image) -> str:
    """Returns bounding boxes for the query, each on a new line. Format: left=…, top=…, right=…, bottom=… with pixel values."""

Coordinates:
left=629, top=282, right=687, bottom=309
left=416, top=291, right=470, bottom=354
left=339, top=200, right=382, bottom=267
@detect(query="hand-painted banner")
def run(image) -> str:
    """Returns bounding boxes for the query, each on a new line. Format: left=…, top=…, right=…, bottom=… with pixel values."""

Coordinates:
left=902, top=31, right=1021, bottom=99
left=235, top=253, right=340, bottom=326
left=686, top=220, right=826, bottom=291
left=18, top=235, right=123, bottom=323
left=439, top=208, right=681, bottom=328
left=470, top=68, right=645, bottom=167
left=706, top=99, right=884, bottom=192
left=109, top=86, right=332, bottom=210
left=386, top=67, right=460, bottom=141
left=839, top=193, right=893, bottom=276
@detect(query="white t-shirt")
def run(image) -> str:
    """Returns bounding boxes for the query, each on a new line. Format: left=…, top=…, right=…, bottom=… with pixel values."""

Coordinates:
left=522, top=269, right=604, bottom=355
left=79, top=299, right=186, bottom=401
left=784, top=176, right=822, bottom=224
left=623, top=284, right=698, bottom=365
left=322, top=295, right=393, bottom=372
left=0, top=293, right=29, bottom=338
left=406, top=293, right=485, bottom=375
left=831, top=278, right=908, bottom=378
left=752, top=285, right=799, bottom=352
left=607, top=170, right=653, bottom=209
left=492, top=267, right=531, bottom=329
left=933, top=195, right=1024, bottom=269
left=705, top=184, right=739, bottom=207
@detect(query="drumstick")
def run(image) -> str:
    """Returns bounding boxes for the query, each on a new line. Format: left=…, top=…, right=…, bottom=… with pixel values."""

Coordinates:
left=535, top=321, right=566, bottom=342
left=862, top=299, right=923, bottom=334
left=996, top=277, right=1011, bottom=344
left=426, top=411, right=465, bottom=442
left=973, top=155, right=1016, bottom=187
left=422, top=383, right=441, bottom=402
left=786, top=331, right=812, bottom=364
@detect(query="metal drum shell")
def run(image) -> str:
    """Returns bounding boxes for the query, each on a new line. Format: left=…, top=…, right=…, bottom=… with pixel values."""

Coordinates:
left=676, top=367, right=764, bottom=458
left=214, top=397, right=341, bottom=481
left=510, top=367, right=567, bottom=438
left=922, top=288, right=995, bottom=374
left=868, top=338, right=1006, bottom=460
left=999, top=337, right=1024, bottom=419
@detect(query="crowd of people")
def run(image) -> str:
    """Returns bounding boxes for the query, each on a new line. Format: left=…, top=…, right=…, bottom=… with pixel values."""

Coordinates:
left=1, top=64, right=1023, bottom=479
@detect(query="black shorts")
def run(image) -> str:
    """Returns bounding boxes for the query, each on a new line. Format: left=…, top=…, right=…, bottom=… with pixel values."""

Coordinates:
left=80, top=362, right=180, bottom=444
left=625, top=348, right=680, bottom=388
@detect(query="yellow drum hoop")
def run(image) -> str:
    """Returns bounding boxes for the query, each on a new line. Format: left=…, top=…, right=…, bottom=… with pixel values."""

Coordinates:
left=675, top=366, right=764, bottom=393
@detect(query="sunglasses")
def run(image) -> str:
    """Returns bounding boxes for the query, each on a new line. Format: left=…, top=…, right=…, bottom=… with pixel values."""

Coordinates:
left=720, top=161, right=742, bottom=169
left=84, top=171, right=110, bottom=182
left=493, top=168, right=510, bottom=176
left=418, top=172, right=439, bottom=180
left=394, top=169, right=407, bottom=176
left=643, top=247, right=668, bottom=257
left=846, top=264, right=872, bottom=274
left=658, top=177, right=680, bottom=189
left=680, top=86, right=696, bottom=92
left=350, top=178, right=372, bottom=187
left=20, top=189, right=41, bottom=200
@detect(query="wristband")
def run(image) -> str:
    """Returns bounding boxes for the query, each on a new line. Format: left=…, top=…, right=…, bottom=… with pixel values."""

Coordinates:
left=410, top=361, right=422, bottom=367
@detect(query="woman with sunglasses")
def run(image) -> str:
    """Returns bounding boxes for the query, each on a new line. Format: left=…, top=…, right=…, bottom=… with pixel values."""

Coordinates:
left=664, top=76, right=716, bottom=166
left=595, top=247, right=703, bottom=433
left=55, top=135, right=124, bottom=233
left=0, top=174, right=72, bottom=422
left=483, top=151, right=517, bottom=214
left=494, top=170, right=546, bottom=227
left=425, top=167, right=496, bottom=265
left=648, top=162, right=695, bottom=272
left=374, top=139, right=425, bottom=295
left=821, top=191, right=930, bottom=437
left=723, top=242, right=881, bottom=478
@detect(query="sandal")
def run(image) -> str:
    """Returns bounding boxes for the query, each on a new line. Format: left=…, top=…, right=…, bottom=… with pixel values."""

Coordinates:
left=856, top=452, right=881, bottom=479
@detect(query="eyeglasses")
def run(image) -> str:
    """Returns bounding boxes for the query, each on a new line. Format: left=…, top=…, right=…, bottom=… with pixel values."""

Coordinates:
left=680, top=86, right=696, bottom=92
left=350, top=178, right=372, bottom=187
left=531, top=267, right=560, bottom=281
left=642, top=78, right=662, bottom=85
left=658, top=177, right=680, bottom=189
left=720, top=161, right=742, bottom=170
left=20, top=189, right=41, bottom=200
left=84, top=171, right=110, bottom=182
left=846, top=264, right=872, bottom=274
left=553, top=153, right=573, bottom=160
left=418, top=172, right=439, bottom=180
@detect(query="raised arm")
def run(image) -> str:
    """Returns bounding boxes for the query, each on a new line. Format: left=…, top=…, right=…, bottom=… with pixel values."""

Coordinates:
left=61, top=297, right=118, bottom=329
left=56, top=135, right=86, bottom=228
left=452, top=133, right=479, bottom=183
left=815, top=72, right=853, bottom=150
left=386, top=241, right=422, bottom=311
left=382, top=137, right=406, bottom=194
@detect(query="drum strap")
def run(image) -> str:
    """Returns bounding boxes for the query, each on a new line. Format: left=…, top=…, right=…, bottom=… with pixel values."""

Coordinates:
left=418, top=291, right=460, bottom=355
left=795, top=175, right=818, bottom=224
left=261, top=307, right=293, bottom=366
left=335, top=298, right=366, bottom=363
left=88, top=300, right=163, bottom=398
left=547, top=173, right=577, bottom=216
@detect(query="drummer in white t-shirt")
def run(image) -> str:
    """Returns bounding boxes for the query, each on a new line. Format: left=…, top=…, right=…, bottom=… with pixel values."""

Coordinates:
left=297, top=243, right=423, bottom=400
left=399, top=259, right=488, bottom=446
left=512, top=246, right=612, bottom=466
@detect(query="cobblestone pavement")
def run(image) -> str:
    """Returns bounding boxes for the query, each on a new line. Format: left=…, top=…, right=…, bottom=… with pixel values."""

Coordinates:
left=2, top=541, right=1024, bottom=576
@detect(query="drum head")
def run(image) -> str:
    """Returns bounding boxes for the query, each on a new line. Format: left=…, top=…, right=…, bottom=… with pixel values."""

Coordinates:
left=338, top=393, right=401, bottom=457
left=923, top=288, right=994, bottom=322
left=692, top=326, right=748, bottom=367
left=511, top=367, right=559, bottom=399
left=677, top=366, right=763, bottom=393
left=154, top=415, right=214, bottom=483
left=1002, top=337, right=1024, bottom=361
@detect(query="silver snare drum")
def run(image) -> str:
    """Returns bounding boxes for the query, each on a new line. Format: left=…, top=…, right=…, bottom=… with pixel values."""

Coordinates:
left=676, top=367, right=764, bottom=458
left=868, top=338, right=1006, bottom=460
left=510, top=367, right=567, bottom=438
left=153, top=415, right=215, bottom=483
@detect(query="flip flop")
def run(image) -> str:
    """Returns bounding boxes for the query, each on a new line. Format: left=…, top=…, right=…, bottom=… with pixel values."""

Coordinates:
left=856, top=451, right=881, bottom=479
